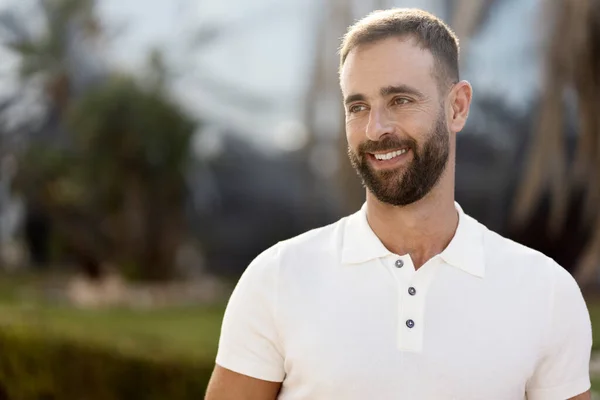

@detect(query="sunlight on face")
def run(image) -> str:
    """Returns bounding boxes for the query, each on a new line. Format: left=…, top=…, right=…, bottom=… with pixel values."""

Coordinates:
left=340, top=37, right=451, bottom=206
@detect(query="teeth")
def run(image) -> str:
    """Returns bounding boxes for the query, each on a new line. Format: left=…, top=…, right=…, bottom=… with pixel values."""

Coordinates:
left=374, top=149, right=407, bottom=160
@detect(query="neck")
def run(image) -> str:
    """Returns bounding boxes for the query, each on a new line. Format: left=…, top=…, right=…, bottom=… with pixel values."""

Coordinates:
left=365, top=181, right=458, bottom=270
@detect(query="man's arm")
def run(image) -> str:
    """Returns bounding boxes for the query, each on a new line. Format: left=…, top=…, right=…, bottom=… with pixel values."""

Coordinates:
left=208, top=245, right=286, bottom=399
left=205, top=365, right=281, bottom=400
left=569, top=390, right=591, bottom=400
left=526, top=261, right=593, bottom=400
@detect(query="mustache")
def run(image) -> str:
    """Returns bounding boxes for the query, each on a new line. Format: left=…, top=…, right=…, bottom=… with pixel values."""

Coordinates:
left=357, top=136, right=417, bottom=155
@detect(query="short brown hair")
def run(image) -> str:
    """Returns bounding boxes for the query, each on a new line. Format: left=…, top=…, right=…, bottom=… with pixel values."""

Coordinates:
left=339, top=8, right=460, bottom=89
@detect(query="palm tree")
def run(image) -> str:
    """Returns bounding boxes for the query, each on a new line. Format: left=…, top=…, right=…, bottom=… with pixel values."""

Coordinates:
left=0, top=0, right=104, bottom=273
left=0, top=0, right=101, bottom=117
left=511, top=0, right=600, bottom=287
left=64, top=75, right=195, bottom=281
left=3, top=1, right=195, bottom=281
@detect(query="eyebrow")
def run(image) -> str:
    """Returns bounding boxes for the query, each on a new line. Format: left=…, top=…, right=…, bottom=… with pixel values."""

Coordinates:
left=380, top=84, right=425, bottom=100
left=344, top=84, right=426, bottom=106
left=344, top=93, right=366, bottom=106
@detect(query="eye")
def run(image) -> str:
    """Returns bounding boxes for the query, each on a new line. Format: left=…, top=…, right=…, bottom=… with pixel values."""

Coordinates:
left=393, top=97, right=411, bottom=106
left=348, top=104, right=367, bottom=114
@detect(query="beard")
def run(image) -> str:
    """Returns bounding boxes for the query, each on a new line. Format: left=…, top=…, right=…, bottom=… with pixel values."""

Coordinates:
left=348, top=111, right=450, bottom=207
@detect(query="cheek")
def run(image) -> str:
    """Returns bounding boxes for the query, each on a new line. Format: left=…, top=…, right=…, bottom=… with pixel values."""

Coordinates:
left=345, top=118, right=366, bottom=146
left=397, top=108, right=431, bottom=129
left=403, top=114, right=438, bottom=141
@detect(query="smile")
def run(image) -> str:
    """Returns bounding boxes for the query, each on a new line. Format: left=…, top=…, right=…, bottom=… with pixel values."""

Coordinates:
left=372, top=149, right=408, bottom=161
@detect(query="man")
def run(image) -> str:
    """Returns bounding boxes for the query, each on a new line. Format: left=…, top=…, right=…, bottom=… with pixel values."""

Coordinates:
left=206, top=8, right=592, bottom=400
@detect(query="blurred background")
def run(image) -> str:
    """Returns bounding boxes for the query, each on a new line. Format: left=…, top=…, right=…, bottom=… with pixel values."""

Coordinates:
left=0, top=0, right=599, bottom=398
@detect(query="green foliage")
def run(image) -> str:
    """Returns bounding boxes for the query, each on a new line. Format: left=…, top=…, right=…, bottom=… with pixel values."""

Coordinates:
left=13, top=75, right=197, bottom=280
left=0, top=282, right=224, bottom=400
left=66, top=76, right=195, bottom=211
left=64, top=76, right=196, bottom=280
left=3, top=0, right=97, bottom=72
left=0, top=327, right=213, bottom=400
left=1, top=0, right=99, bottom=111
left=4, top=0, right=199, bottom=281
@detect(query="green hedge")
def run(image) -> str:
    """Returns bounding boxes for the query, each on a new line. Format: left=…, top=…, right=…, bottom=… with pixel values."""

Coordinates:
left=0, top=327, right=214, bottom=400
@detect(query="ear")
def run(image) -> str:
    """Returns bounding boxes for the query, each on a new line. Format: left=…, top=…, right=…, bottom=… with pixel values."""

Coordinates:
left=448, top=80, right=472, bottom=133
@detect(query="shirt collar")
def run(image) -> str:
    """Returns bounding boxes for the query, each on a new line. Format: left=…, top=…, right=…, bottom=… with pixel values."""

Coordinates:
left=341, top=202, right=394, bottom=264
left=341, top=202, right=486, bottom=278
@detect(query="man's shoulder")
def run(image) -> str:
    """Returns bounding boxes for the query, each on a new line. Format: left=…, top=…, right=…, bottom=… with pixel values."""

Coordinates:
left=279, top=214, right=350, bottom=250
left=248, top=213, right=352, bottom=269
left=483, top=225, right=547, bottom=260
left=478, top=218, right=565, bottom=277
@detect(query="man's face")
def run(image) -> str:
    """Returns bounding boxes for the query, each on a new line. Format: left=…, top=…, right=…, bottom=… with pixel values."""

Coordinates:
left=340, top=37, right=451, bottom=206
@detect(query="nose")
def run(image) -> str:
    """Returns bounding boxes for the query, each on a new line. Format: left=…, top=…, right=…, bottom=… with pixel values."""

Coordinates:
left=365, top=107, right=394, bottom=141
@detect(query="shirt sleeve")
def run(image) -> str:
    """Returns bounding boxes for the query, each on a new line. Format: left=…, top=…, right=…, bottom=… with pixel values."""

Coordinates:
left=526, top=261, right=592, bottom=400
left=215, top=244, right=285, bottom=382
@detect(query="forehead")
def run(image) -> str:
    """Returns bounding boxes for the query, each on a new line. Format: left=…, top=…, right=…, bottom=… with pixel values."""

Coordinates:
left=340, top=37, right=437, bottom=97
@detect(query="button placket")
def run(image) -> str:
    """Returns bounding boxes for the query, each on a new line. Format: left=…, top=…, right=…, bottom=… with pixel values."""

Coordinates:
left=391, top=256, right=415, bottom=282
left=396, top=260, right=438, bottom=353
left=386, top=256, right=414, bottom=287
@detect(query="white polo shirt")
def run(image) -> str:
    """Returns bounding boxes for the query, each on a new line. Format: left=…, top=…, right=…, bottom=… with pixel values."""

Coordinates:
left=216, top=203, right=592, bottom=400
